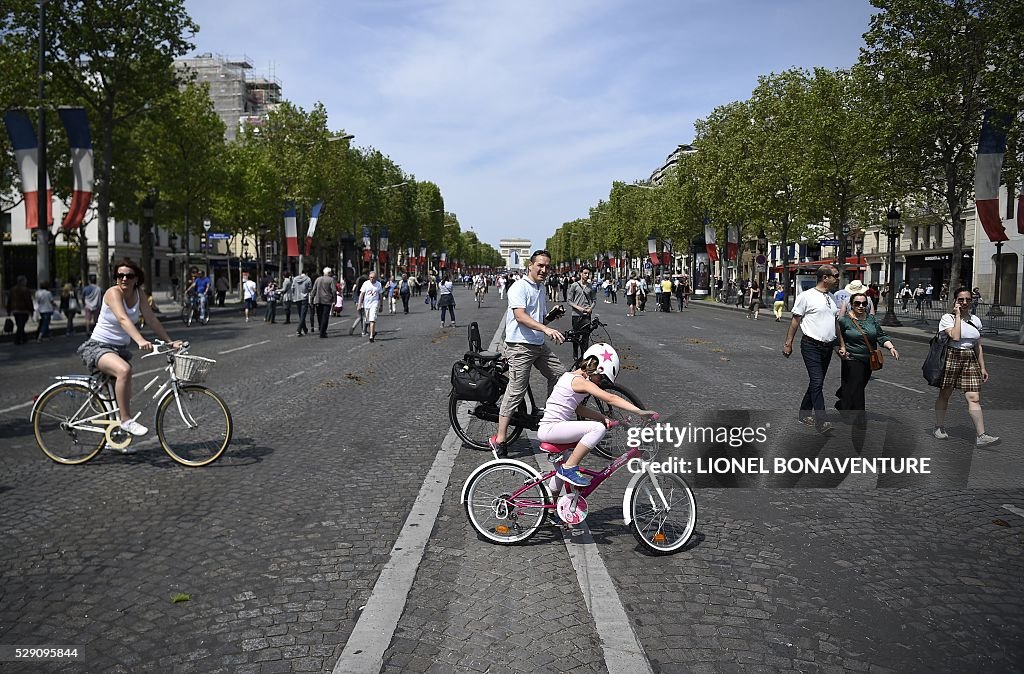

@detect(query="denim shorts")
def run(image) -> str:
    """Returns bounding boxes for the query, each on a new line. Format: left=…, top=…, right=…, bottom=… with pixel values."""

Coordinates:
left=77, top=339, right=132, bottom=372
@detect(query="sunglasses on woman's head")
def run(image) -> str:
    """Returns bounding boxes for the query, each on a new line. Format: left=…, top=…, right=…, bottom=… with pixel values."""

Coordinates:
left=115, top=272, right=136, bottom=280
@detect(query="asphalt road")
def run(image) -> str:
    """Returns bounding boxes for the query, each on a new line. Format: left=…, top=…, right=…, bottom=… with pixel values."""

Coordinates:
left=1, top=292, right=1022, bottom=673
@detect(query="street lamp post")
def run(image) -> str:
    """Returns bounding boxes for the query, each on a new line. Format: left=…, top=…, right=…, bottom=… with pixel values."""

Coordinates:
left=838, top=222, right=851, bottom=285
left=881, top=206, right=902, bottom=327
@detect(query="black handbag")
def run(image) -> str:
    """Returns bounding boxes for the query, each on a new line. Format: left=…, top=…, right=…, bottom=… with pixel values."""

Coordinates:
left=3, top=317, right=13, bottom=334
left=451, top=360, right=503, bottom=402
left=922, top=330, right=949, bottom=387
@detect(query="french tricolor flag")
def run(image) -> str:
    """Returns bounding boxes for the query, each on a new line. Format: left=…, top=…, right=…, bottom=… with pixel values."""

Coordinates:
left=284, top=204, right=299, bottom=257
left=57, top=107, right=93, bottom=230
left=2, top=110, right=53, bottom=230
left=974, top=110, right=1010, bottom=243
left=726, top=225, right=739, bottom=261
left=304, top=201, right=323, bottom=255
left=704, top=220, right=719, bottom=263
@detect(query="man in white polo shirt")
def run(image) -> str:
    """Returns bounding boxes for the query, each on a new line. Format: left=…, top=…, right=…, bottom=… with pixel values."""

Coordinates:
left=489, top=250, right=567, bottom=457
left=783, top=265, right=840, bottom=434
left=358, top=270, right=384, bottom=343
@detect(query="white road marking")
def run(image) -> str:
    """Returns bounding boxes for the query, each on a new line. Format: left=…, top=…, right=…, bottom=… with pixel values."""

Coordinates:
left=743, top=383, right=757, bottom=388
left=285, top=371, right=304, bottom=380
left=691, top=325, right=704, bottom=330
left=346, top=342, right=370, bottom=353
left=759, top=345, right=774, bottom=351
left=332, top=321, right=506, bottom=674
left=0, top=400, right=33, bottom=416
left=1002, top=504, right=1024, bottom=519
left=528, top=442, right=653, bottom=674
left=874, top=378, right=926, bottom=394
left=218, top=340, right=270, bottom=355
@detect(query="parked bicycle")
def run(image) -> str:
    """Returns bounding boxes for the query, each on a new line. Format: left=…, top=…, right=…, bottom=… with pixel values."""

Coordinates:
left=30, top=340, right=232, bottom=466
left=180, top=291, right=209, bottom=327
left=461, top=414, right=697, bottom=554
left=449, top=317, right=643, bottom=458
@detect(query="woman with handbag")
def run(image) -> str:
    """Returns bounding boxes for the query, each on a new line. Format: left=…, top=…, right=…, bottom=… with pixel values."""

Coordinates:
left=932, top=289, right=999, bottom=446
left=835, top=292, right=899, bottom=426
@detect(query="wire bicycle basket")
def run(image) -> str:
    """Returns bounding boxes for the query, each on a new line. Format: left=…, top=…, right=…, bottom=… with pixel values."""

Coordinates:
left=173, top=354, right=216, bottom=382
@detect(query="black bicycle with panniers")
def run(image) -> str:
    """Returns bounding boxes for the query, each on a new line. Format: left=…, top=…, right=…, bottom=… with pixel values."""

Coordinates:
left=449, top=318, right=643, bottom=459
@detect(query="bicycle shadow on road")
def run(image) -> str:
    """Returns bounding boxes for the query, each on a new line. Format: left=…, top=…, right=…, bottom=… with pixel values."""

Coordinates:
left=583, top=506, right=706, bottom=556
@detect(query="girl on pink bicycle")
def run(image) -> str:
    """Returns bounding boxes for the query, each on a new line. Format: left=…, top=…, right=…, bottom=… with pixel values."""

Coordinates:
left=539, top=343, right=657, bottom=486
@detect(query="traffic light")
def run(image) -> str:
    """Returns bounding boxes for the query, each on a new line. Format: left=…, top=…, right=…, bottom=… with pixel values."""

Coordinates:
left=200, top=232, right=208, bottom=250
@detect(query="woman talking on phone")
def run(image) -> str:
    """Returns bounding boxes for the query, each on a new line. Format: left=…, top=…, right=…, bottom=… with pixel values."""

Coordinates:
left=932, top=288, right=999, bottom=447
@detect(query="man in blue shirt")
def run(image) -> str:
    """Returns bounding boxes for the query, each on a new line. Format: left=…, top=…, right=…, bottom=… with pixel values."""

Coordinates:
left=489, top=250, right=567, bottom=457
left=186, top=269, right=213, bottom=321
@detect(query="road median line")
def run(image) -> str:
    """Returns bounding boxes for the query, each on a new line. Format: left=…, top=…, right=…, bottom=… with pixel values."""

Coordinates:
left=332, top=319, right=504, bottom=674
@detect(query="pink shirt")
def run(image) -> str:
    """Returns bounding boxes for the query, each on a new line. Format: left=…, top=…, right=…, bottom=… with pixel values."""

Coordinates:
left=540, top=373, right=588, bottom=425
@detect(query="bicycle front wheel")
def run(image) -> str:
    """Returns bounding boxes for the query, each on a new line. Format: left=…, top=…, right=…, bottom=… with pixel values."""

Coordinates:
left=465, top=462, right=550, bottom=544
left=181, top=305, right=194, bottom=327
left=629, top=473, right=696, bottom=555
left=32, top=383, right=109, bottom=464
left=156, top=384, right=232, bottom=466
left=448, top=393, right=525, bottom=451
left=577, top=383, right=645, bottom=460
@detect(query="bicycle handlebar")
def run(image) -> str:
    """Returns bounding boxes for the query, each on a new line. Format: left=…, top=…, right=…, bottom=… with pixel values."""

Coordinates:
left=141, top=339, right=190, bottom=358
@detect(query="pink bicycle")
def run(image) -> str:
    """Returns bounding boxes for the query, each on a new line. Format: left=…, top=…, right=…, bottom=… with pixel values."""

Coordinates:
left=461, top=416, right=697, bottom=555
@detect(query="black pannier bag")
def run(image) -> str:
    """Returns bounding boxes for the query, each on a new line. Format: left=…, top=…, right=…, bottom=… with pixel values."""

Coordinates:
left=451, top=358, right=505, bottom=402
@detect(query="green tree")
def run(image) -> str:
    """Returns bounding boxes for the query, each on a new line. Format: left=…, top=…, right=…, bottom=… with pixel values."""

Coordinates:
left=134, top=82, right=225, bottom=283
left=860, top=0, right=1024, bottom=289
left=10, top=0, right=200, bottom=287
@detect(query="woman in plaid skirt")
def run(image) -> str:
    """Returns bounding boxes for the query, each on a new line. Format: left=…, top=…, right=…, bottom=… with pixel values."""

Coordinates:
left=933, top=288, right=999, bottom=447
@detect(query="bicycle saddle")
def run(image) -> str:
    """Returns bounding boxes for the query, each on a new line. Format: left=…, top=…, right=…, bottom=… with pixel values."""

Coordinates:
left=539, top=441, right=575, bottom=454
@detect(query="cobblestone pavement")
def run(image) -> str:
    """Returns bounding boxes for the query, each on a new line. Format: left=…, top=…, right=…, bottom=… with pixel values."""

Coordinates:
left=2, top=293, right=1023, bottom=673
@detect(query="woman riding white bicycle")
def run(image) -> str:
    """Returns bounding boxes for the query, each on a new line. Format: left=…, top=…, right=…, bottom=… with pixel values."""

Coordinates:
left=538, top=343, right=656, bottom=486
left=76, top=259, right=183, bottom=440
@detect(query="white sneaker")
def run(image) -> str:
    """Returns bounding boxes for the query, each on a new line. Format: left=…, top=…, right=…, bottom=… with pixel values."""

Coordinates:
left=976, top=433, right=1001, bottom=448
left=120, top=419, right=148, bottom=436
left=932, top=427, right=948, bottom=440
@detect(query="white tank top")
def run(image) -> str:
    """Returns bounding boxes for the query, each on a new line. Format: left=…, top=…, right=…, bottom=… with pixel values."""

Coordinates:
left=540, top=373, right=589, bottom=425
left=89, top=289, right=141, bottom=345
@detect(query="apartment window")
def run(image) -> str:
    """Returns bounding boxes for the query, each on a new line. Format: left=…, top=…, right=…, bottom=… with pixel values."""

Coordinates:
left=935, top=225, right=942, bottom=248
left=1, top=212, right=10, bottom=241
left=874, top=232, right=880, bottom=252
left=122, top=222, right=131, bottom=243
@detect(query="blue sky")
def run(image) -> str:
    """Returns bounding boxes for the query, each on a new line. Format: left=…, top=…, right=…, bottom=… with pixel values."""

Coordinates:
left=184, top=0, right=876, bottom=251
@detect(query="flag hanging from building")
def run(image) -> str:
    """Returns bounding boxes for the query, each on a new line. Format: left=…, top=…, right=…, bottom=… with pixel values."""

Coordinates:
left=439, top=251, right=447, bottom=268
left=2, top=110, right=52, bottom=230
left=304, top=201, right=324, bottom=255
left=648, top=236, right=658, bottom=265
left=974, top=110, right=1010, bottom=243
left=284, top=204, right=298, bottom=257
left=419, top=240, right=427, bottom=264
left=726, top=225, right=739, bottom=261
left=57, top=107, right=93, bottom=231
left=704, top=220, right=719, bottom=263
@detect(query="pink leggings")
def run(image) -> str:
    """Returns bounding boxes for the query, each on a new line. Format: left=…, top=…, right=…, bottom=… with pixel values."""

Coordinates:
left=537, top=420, right=605, bottom=449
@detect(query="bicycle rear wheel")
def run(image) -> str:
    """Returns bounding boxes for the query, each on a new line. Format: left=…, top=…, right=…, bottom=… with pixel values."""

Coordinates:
left=629, top=473, right=696, bottom=555
left=181, top=305, right=194, bottom=327
left=156, top=384, right=232, bottom=466
left=32, top=383, right=109, bottom=464
left=577, top=383, right=645, bottom=460
left=449, top=393, right=525, bottom=451
left=465, top=462, right=550, bottom=544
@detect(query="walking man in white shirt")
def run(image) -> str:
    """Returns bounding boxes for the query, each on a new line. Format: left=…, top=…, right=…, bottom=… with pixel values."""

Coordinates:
left=358, top=270, right=384, bottom=343
left=782, top=265, right=840, bottom=434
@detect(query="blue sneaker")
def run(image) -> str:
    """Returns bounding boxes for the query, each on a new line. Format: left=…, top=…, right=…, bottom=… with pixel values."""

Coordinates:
left=557, top=465, right=590, bottom=487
